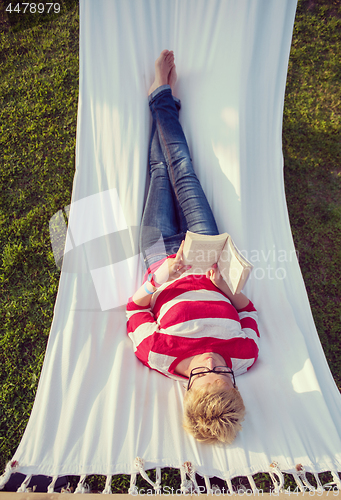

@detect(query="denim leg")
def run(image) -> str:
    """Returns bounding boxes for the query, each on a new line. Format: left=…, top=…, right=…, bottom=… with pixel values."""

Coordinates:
left=140, top=109, right=183, bottom=267
left=148, top=86, right=219, bottom=236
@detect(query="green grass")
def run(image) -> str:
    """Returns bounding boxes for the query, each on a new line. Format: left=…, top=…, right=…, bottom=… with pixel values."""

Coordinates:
left=0, top=0, right=79, bottom=474
left=284, top=0, right=341, bottom=390
left=0, top=0, right=340, bottom=494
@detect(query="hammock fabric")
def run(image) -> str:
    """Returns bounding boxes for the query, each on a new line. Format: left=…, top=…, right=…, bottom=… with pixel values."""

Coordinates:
left=1, top=0, right=341, bottom=494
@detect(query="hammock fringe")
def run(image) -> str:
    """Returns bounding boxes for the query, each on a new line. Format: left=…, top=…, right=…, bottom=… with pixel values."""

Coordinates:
left=102, top=474, right=112, bottom=494
left=204, top=475, right=212, bottom=495
left=293, top=464, right=321, bottom=493
left=132, top=457, right=161, bottom=495
left=61, top=482, right=73, bottom=494
left=331, top=471, right=341, bottom=490
left=247, top=474, right=259, bottom=494
left=313, top=473, right=325, bottom=492
left=269, top=461, right=285, bottom=493
left=47, top=475, right=59, bottom=493
left=180, top=461, right=200, bottom=494
left=16, top=474, right=32, bottom=492
left=128, top=472, right=138, bottom=495
left=0, top=460, right=19, bottom=491
left=323, top=471, right=341, bottom=492
left=0, top=462, right=339, bottom=494
left=74, top=474, right=90, bottom=494
left=293, top=471, right=308, bottom=493
left=224, top=476, right=234, bottom=495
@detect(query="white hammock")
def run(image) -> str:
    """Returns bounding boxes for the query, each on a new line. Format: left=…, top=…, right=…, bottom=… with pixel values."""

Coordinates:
left=1, top=0, right=341, bottom=494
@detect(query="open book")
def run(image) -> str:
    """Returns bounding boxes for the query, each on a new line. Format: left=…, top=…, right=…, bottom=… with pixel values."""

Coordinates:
left=182, top=231, right=253, bottom=294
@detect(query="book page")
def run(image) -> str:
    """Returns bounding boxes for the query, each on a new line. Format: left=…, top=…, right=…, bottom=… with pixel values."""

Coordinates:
left=218, top=237, right=252, bottom=294
left=183, top=231, right=228, bottom=275
left=228, top=237, right=253, bottom=268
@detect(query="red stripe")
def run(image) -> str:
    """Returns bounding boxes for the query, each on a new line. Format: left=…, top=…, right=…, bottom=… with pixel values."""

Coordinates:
left=126, top=300, right=151, bottom=311
left=240, top=317, right=260, bottom=337
left=135, top=337, right=155, bottom=365
left=136, top=333, right=258, bottom=365
left=153, top=275, right=228, bottom=316
left=127, top=311, right=156, bottom=334
left=159, top=300, right=239, bottom=329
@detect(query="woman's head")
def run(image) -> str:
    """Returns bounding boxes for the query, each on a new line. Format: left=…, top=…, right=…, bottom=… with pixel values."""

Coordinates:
left=182, top=381, right=245, bottom=444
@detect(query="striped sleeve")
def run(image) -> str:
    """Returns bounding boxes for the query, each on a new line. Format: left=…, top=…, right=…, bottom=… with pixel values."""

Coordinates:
left=227, top=301, right=260, bottom=376
left=126, top=300, right=158, bottom=356
left=237, top=300, right=260, bottom=346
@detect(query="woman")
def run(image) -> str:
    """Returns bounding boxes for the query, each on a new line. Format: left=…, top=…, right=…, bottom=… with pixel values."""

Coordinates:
left=126, top=50, right=259, bottom=444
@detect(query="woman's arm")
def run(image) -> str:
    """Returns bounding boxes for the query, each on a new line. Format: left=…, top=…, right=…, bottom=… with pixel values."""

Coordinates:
left=206, top=264, right=250, bottom=310
left=131, top=241, right=190, bottom=307
left=207, top=264, right=260, bottom=344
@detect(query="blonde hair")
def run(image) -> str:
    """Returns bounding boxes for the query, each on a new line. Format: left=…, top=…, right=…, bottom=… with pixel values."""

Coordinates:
left=182, top=382, right=245, bottom=444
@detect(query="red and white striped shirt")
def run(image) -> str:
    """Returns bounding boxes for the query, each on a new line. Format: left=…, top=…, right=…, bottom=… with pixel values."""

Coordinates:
left=126, top=270, right=260, bottom=382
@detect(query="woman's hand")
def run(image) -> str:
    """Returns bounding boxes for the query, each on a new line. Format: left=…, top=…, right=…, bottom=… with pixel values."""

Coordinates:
left=206, top=263, right=250, bottom=309
left=132, top=242, right=190, bottom=307
left=154, top=241, right=191, bottom=285
left=206, top=263, right=225, bottom=289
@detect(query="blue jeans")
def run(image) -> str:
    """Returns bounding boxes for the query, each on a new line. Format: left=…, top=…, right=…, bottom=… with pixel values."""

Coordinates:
left=140, top=85, right=219, bottom=268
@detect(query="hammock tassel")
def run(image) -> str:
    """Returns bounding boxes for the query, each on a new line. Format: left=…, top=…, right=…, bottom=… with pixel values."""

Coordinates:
left=102, top=475, right=112, bottom=494
left=61, top=483, right=73, bottom=493
left=237, top=479, right=248, bottom=494
left=17, top=474, right=32, bottom=492
left=133, top=457, right=161, bottom=495
left=47, top=475, right=60, bottom=493
left=313, top=474, right=325, bottom=493
left=211, top=484, right=223, bottom=494
left=293, top=464, right=318, bottom=493
left=224, top=476, right=234, bottom=495
left=247, top=475, right=259, bottom=494
left=0, top=460, right=20, bottom=490
left=204, top=475, right=213, bottom=495
left=74, top=474, right=90, bottom=494
left=292, top=472, right=307, bottom=492
left=180, top=461, right=200, bottom=494
left=269, top=462, right=285, bottom=493
left=128, top=473, right=138, bottom=496
left=155, top=467, right=162, bottom=495
left=331, top=471, right=341, bottom=490
left=324, top=471, right=341, bottom=491
left=179, top=468, right=193, bottom=494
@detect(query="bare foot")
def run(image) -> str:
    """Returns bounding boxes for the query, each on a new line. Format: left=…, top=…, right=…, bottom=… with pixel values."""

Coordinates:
left=168, top=64, right=177, bottom=94
left=148, top=50, right=175, bottom=96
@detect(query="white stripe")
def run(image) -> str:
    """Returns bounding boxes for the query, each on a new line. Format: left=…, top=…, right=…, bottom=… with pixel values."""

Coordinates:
left=128, top=321, right=157, bottom=351
left=148, top=352, right=176, bottom=372
left=147, top=352, right=185, bottom=381
left=126, top=307, right=154, bottom=320
left=232, top=357, right=255, bottom=376
left=160, top=317, right=241, bottom=338
left=238, top=310, right=258, bottom=321
left=149, top=275, right=189, bottom=307
left=241, top=327, right=260, bottom=346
